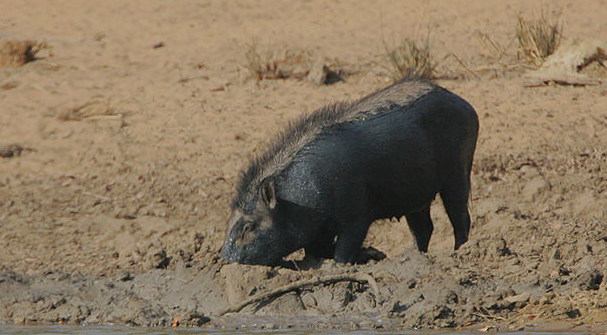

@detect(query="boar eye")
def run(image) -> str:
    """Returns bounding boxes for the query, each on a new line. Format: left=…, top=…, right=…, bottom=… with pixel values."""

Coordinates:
left=237, top=221, right=257, bottom=242
left=243, top=221, right=257, bottom=232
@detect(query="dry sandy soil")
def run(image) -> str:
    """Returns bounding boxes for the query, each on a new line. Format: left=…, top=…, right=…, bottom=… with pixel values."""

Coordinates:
left=1, top=0, right=607, bottom=331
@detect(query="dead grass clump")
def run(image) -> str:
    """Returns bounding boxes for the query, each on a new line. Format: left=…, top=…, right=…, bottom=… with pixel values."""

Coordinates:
left=515, top=11, right=563, bottom=66
left=0, top=39, right=47, bottom=67
left=384, top=35, right=435, bottom=81
left=58, top=96, right=121, bottom=121
left=244, top=43, right=313, bottom=80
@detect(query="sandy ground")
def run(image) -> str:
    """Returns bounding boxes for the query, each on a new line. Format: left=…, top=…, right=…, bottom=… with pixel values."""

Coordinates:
left=1, top=0, right=607, bottom=331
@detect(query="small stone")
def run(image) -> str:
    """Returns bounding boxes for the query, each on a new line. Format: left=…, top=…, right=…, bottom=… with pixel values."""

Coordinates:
left=390, top=300, right=408, bottom=314
left=147, top=248, right=170, bottom=269
left=116, top=270, right=133, bottom=281
left=565, top=309, right=581, bottom=318
left=445, top=291, right=459, bottom=304
left=577, top=269, right=603, bottom=291
left=553, top=249, right=562, bottom=260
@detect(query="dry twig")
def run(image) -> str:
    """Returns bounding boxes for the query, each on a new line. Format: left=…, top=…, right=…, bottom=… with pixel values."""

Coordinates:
left=217, top=273, right=379, bottom=316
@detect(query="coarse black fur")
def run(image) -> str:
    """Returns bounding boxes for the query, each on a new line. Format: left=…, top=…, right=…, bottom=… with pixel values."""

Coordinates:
left=222, top=75, right=479, bottom=265
left=231, top=101, right=349, bottom=209
left=232, top=75, right=434, bottom=210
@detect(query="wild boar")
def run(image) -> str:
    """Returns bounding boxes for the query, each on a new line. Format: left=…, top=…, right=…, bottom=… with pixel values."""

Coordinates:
left=221, top=76, right=479, bottom=265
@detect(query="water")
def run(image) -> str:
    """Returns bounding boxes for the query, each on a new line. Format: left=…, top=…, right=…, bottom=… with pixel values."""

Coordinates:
left=0, top=326, right=594, bottom=335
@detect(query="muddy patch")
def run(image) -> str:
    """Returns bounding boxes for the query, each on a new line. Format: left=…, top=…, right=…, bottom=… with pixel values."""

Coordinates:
left=2, top=241, right=606, bottom=330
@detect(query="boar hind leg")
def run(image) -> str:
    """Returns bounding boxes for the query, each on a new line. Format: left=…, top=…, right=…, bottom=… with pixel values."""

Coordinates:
left=440, top=174, right=471, bottom=250
left=334, top=221, right=370, bottom=264
left=404, top=205, right=433, bottom=252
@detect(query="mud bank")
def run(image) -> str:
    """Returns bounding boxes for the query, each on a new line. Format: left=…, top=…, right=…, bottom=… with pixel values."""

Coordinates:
left=2, top=235, right=606, bottom=330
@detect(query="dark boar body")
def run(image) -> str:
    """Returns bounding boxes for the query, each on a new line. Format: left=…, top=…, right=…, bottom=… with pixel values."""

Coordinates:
left=221, top=77, right=479, bottom=265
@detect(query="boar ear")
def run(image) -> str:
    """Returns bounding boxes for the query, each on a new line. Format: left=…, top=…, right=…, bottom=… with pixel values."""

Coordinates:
left=260, top=178, right=277, bottom=209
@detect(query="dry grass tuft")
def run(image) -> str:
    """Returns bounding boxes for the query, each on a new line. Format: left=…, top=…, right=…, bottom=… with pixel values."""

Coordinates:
left=244, top=43, right=313, bottom=80
left=515, top=11, right=563, bottom=66
left=384, top=34, right=435, bottom=81
left=0, top=39, right=49, bottom=67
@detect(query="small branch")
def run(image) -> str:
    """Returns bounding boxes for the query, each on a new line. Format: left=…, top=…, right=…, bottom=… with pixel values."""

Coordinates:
left=217, top=273, right=379, bottom=316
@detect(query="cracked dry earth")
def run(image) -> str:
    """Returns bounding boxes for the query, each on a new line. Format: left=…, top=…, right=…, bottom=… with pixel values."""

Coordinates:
left=1, top=0, right=607, bottom=331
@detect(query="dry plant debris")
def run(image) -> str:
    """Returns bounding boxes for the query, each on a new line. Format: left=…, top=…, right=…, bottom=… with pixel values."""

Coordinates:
left=516, top=11, right=563, bottom=66
left=476, top=32, right=512, bottom=65
left=243, top=43, right=345, bottom=84
left=217, top=273, right=379, bottom=316
left=0, top=38, right=47, bottom=67
left=244, top=43, right=313, bottom=80
left=384, top=35, right=435, bottom=81
left=57, top=96, right=121, bottom=121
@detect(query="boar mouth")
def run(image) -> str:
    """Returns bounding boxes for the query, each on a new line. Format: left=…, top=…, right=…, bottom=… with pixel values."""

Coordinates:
left=219, top=241, right=283, bottom=266
left=220, top=251, right=282, bottom=266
